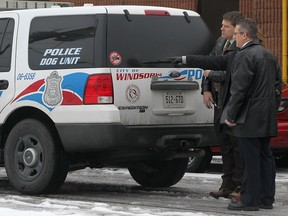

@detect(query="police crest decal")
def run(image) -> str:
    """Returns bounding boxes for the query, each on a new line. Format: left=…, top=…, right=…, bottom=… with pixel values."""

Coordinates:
left=43, top=71, right=63, bottom=106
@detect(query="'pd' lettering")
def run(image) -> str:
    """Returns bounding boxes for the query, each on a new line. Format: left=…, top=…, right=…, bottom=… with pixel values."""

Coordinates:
left=187, top=69, right=203, bottom=80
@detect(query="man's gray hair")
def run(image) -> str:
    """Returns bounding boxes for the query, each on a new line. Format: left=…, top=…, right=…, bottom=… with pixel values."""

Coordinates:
left=237, top=18, right=258, bottom=39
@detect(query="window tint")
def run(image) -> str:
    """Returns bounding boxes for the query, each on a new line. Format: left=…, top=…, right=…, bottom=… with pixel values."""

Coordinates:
left=29, top=15, right=98, bottom=70
left=0, top=18, right=14, bottom=72
left=107, top=14, right=214, bottom=68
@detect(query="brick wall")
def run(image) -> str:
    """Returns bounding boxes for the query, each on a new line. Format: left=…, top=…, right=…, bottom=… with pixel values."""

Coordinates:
left=240, top=0, right=282, bottom=64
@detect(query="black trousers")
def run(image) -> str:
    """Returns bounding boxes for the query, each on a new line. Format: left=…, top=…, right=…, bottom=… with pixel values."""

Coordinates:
left=237, top=137, right=276, bottom=206
left=214, top=107, right=243, bottom=191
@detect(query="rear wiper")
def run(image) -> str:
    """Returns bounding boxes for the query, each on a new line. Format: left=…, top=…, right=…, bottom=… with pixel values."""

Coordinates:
left=183, top=11, right=191, bottom=23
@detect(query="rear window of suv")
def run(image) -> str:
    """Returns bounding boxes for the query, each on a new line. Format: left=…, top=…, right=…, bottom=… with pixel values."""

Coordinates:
left=107, top=14, right=214, bottom=68
left=28, top=13, right=214, bottom=70
left=28, top=15, right=106, bottom=70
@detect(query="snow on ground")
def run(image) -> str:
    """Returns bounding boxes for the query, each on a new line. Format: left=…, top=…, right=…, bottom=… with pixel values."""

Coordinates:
left=0, top=160, right=287, bottom=216
left=0, top=208, right=213, bottom=216
left=0, top=167, right=220, bottom=216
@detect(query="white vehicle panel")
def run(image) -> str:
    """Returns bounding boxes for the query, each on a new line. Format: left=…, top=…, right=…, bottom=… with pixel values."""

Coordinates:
left=111, top=68, right=213, bottom=125
left=50, top=105, right=121, bottom=123
left=1, top=68, right=117, bottom=123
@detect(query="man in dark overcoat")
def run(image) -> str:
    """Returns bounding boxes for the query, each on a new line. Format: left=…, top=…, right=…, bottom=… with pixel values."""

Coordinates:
left=172, top=18, right=281, bottom=211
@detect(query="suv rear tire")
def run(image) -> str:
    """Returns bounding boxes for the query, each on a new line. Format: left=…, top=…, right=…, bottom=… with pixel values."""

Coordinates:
left=4, top=119, right=69, bottom=194
left=128, top=158, right=188, bottom=187
left=186, top=148, right=212, bottom=173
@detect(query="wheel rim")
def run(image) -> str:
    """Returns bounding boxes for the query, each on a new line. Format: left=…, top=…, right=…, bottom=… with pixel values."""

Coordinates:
left=14, top=135, right=44, bottom=181
left=188, top=157, right=196, bottom=165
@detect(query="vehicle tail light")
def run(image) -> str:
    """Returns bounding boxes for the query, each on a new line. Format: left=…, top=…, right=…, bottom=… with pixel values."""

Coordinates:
left=144, top=10, right=170, bottom=16
left=278, top=98, right=288, bottom=112
left=84, top=74, right=113, bottom=104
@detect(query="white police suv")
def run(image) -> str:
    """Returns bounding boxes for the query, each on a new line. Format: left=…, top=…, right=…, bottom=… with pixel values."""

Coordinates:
left=0, top=5, right=215, bottom=194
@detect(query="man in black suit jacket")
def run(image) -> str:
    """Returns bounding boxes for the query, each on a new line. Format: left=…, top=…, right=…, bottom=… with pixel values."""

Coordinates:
left=201, top=11, right=244, bottom=200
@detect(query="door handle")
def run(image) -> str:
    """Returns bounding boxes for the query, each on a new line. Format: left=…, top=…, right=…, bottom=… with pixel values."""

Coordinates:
left=0, top=80, right=9, bottom=90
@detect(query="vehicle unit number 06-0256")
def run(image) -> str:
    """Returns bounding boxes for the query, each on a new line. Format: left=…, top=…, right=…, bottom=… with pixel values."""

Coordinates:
left=163, top=91, right=185, bottom=108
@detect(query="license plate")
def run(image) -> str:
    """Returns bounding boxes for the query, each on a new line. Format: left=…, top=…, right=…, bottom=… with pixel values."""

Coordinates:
left=163, top=91, right=184, bottom=108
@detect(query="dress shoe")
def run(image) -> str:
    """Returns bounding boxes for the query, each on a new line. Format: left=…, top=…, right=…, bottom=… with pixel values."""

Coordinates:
left=259, top=204, right=273, bottom=209
left=227, top=200, right=259, bottom=211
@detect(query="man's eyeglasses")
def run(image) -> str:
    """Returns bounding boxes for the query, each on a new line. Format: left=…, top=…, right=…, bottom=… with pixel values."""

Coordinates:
left=233, top=32, right=245, bottom=35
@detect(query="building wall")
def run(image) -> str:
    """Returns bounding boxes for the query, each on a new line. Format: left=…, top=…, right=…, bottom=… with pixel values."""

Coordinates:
left=240, top=0, right=282, bottom=65
left=54, top=0, right=282, bottom=65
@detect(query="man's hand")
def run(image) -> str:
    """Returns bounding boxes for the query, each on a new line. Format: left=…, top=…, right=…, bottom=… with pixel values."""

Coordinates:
left=172, top=57, right=182, bottom=65
left=165, top=56, right=183, bottom=66
left=224, top=119, right=236, bottom=127
left=203, top=70, right=211, bottom=77
left=203, top=91, right=214, bottom=109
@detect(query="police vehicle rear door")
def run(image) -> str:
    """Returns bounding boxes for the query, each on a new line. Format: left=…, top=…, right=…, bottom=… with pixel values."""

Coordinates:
left=107, top=6, right=215, bottom=125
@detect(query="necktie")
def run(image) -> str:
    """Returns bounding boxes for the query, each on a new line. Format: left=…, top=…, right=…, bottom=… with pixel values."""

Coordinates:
left=222, top=40, right=231, bottom=54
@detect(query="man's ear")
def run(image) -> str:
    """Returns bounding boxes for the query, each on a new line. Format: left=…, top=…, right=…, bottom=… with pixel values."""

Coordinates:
left=243, top=32, right=248, bottom=39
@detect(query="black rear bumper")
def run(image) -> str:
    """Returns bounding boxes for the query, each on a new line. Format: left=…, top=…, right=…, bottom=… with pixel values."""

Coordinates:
left=56, top=123, right=217, bottom=152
